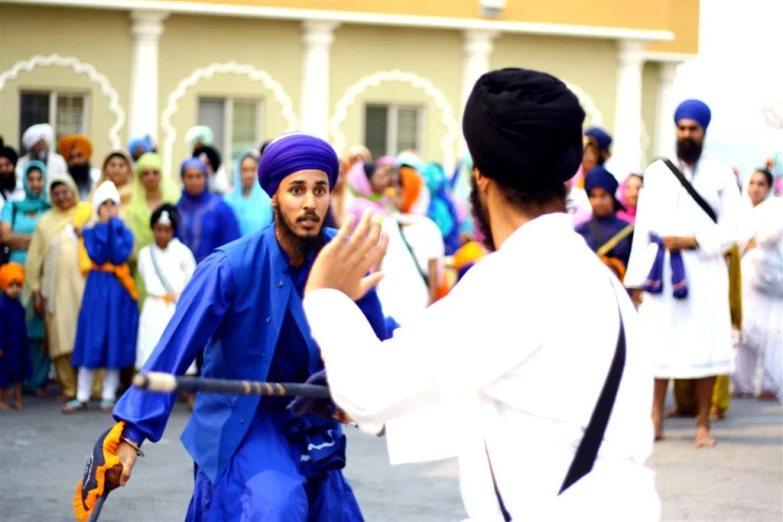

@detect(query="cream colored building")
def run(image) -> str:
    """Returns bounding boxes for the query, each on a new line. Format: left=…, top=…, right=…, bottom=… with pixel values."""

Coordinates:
left=0, top=0, right=699, bottom=178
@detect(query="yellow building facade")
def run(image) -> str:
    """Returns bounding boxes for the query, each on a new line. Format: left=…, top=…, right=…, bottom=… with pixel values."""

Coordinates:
left=0, top=0, right=699, bottom=177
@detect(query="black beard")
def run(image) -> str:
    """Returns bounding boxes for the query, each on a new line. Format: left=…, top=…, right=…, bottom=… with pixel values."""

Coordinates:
left=274, top=206, right=324, bottom=260
left=676, top=138, right=703, bottom=164
left=69, top=163, right=92, bottom=183
left=469, top=176, right=496, bottom=252
left=0, top=172, right=15, bottom=191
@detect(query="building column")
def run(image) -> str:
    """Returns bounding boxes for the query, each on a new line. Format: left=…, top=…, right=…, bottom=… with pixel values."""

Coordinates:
left=300, top=21, right=338, bottom=139
left=460, top=30, right=498, bottom=155
left=654, top=62, right=679, bottom=158
left=611, top=40, right=646, bottom=173
left=129, top=10, right=168, bottom=141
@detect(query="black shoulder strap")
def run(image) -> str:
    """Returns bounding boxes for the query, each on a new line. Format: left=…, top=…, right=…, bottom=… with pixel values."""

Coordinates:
left=661, top=158, right=718, bottom=223
left=395, top=220, right=429, bottom=288
left=489, top=286, right=627, bottom=520
left=588, top=218, right=605, bottom=249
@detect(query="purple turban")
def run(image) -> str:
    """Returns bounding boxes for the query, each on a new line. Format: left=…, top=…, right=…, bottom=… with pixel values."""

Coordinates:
left=584, top=126, right=612, bottom=151
left=585, top=166, right=624, bottom=211
left=258, top=133, right=339, bottom=196
left=180, top=157, right=208, bottom=176
left=674, top=99, right=711, bottom=131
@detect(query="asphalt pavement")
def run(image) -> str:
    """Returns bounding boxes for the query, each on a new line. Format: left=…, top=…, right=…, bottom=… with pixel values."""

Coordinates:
left=0, top=394, right=780, bottom=521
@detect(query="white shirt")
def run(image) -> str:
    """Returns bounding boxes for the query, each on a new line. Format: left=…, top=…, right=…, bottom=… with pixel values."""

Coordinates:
left=0, top=179, right=25, bottom=215
left=304, top=213, right=659, bottom=521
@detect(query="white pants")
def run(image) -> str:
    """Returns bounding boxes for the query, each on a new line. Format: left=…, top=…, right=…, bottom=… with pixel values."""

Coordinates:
left=76, top=368, right=120, bottom=403
left=732, top=336, right=775, bottom=395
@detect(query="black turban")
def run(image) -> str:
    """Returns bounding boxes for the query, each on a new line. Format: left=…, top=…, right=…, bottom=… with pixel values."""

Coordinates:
left=0, top=145, right=18, bottom=166
left=462, top=68, right=585, bottom=190
left=193, top=145, right=222, bottom=173
left=150, top=203, right=180, bottom=232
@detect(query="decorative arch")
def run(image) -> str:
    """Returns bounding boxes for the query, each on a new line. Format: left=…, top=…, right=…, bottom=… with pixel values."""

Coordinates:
left=561, top=80, right=603, bottom=126
left=330, top=70, right=460, bottom=170
left=160, top=61, right=298, bottom=174
left=0, top=53, right=125, bottom=150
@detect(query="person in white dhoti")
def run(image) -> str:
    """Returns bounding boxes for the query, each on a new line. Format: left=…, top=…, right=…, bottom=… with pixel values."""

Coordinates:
left=294, top=69, right=660, bottom=521
left=15, top=124, right=68, bottom=183
left=624, top=99, right=742, bottom=447
left=732, top=167, right=783, bottom=402
left=135, top=204, right=197, bottom=375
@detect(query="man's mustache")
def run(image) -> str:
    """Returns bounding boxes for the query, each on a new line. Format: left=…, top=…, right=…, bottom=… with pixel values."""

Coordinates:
left=297, top=213, right=320, bottom=222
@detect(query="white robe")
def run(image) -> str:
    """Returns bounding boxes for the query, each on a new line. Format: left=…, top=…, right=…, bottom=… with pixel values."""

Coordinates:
left=136, top=239, right=197, bottom=371
left=732, top=196, right=783, bottom=398
left=375, top=214, right=444, bottom=326
left=304, top=213, right=659, bottom=521
left=624, top=154, right=742, bottom=378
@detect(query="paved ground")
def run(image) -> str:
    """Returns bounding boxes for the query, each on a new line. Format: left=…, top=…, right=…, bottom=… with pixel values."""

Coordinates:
left=0, top=394, right=780, bottom=521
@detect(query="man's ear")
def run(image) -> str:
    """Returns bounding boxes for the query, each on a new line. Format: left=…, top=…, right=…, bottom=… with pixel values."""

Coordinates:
left=473, top=167, right=490, bottom=193
left=271, top=194, right=278, bottom=208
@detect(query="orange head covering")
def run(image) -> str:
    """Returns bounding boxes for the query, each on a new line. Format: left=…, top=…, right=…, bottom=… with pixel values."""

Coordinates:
left=58, top=134, right=93, bottom=161
left=399, top=166, right=424, bottom=214
left=0, top=262, right=25, bottom=292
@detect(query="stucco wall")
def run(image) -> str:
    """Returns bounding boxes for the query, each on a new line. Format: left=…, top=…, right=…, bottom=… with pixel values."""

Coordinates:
left=330, top=24, right=463, bottom=165
left=0, top=5, right=132, bottom=163
left=158, top=14, right=302, bottom=173
left=491, top=33, right=618, bottom=132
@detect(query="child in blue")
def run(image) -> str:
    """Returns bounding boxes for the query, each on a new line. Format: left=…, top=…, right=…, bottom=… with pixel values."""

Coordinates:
left=64, top=180, right=139, bottom=414
left=0, top=262, right=31, bottom=410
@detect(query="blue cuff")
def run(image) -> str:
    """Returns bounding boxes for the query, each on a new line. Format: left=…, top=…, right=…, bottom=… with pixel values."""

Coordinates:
left=120, top=423, right=146, bottom=447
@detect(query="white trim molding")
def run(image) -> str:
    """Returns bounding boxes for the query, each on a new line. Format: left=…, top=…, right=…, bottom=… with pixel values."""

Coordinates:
left=0, top=53, right=125, bottom=150
left=160, top=61, right=298, bottom=174
left=330, top=70, right=460, bottom=169
left=7, top=0, right=674, bottom=43
left=643, top=51, right=697, bottom=63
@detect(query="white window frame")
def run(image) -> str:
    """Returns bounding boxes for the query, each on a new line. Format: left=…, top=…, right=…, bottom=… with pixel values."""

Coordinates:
left=19, top=90, right=91, bottom=146
left=197, top=96, right=262, bottom=162
left=364, top=103, right=425, bottom=158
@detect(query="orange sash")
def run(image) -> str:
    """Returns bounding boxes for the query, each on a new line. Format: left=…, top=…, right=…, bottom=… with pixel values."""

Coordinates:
left=91, top=262, right=139, bottom=301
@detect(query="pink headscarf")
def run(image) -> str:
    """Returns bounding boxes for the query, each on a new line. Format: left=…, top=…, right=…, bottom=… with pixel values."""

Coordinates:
left=616, top=174, right=642, bottom=224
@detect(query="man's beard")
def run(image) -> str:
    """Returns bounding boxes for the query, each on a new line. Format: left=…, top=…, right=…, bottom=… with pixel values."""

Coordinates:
left=69, top=163, right=92, bottom=187
left=274, top=206, right=324, bottom=259
left=31, top=149, right=47, bottom=162
left=0, top=172, right=15, bottom=191
left=676, top=137, right=703, bottom=164
left=469, top=176, right=496, bottom=252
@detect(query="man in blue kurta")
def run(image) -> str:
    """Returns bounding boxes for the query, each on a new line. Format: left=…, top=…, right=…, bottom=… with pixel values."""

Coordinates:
left=574, top=166, right=634, bottom=280
left=90, top=133, right=389, bottom=521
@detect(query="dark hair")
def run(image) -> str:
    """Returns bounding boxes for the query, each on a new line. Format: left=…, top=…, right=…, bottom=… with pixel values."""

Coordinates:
left=495, top=179, right=568, bottom=214
left=754, top=167, right=773, bottom=188
left=150, top=203, right=180, bottom=231
left=259, top=139, right=273, bottom=157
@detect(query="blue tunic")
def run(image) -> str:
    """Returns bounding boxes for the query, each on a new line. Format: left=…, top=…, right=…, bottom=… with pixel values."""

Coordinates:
left=0, top=293, right=31, bottom=387
left=574, top=214, right=634, bottom=268
left=72, top=217, right=139, bottom=370
left=113, top=224, right=389, bottom=521
left=177, top=190, right=242, bottom=263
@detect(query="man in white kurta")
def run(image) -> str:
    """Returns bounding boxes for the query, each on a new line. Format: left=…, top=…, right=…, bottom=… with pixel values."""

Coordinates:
left=15, top=123, right=68, bottom=183
left=300, top=69, right=659, bottom=521
left=624, top=99, right=741, bottom=447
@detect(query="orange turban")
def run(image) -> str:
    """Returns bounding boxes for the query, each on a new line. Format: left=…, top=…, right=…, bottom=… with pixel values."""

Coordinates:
left=0, top=262, right=25, bottom=292
left=399, top=166, right=424, bottom=214
left=58, top=134, right=93, bottom=161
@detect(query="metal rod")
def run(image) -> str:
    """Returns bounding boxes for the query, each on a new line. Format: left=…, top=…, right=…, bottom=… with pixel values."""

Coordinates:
left=133, top=372, right=331, bottom=399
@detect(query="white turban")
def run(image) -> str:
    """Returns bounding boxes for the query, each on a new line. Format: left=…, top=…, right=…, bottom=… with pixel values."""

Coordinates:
left=92, top=180, right=121, bottom=212
left=22, top=123, right=54, bottom=150
left=185, top=126, right=214, bottom=148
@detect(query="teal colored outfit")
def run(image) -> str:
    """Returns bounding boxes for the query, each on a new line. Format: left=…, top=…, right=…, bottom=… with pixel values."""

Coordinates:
left=1, top=161, right=50, bottom=393
left=224, top=152, right=273, bottom=237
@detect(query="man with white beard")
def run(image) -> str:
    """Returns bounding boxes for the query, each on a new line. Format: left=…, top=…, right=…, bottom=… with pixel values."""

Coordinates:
left=15, top=124, right=68, bottom=182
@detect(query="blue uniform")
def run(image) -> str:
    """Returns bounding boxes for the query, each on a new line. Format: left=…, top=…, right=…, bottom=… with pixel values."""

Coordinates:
left=113, top=224, right=389, bottom=521
left=575, top=214, right=634, bottom=269
left=0, top=293, right=31, bottom=387
left=72, top=217, right=139, bottom=370
left=177, top=190, right=241, bottom=263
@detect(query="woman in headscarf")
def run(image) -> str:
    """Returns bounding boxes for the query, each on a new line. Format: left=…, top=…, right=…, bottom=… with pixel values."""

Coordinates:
left=126, top=153, right=181, bottom=301
left=1, top=161, right=50, bottom=395
left=89, top=152, right=134, bottom=220
left=732, top=167, right=783, bottom=403
left=176, top=157, right=241, bottom=263
left=345, top=156, right=396, bottom=224
left=420, top=162, right=461, bottom=255
left=224, top=151, right=273, bottom=236
left=127, top=135, right=155, bottom=163
left=331, top=145, right=372, bottom=227
left=25, top=174, right=92, bottom=401
left=616, top=173, right=643, bottom=225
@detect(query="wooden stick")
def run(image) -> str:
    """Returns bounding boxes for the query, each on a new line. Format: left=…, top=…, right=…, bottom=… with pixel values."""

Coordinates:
left=133, top=372, right=331, bottom=399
